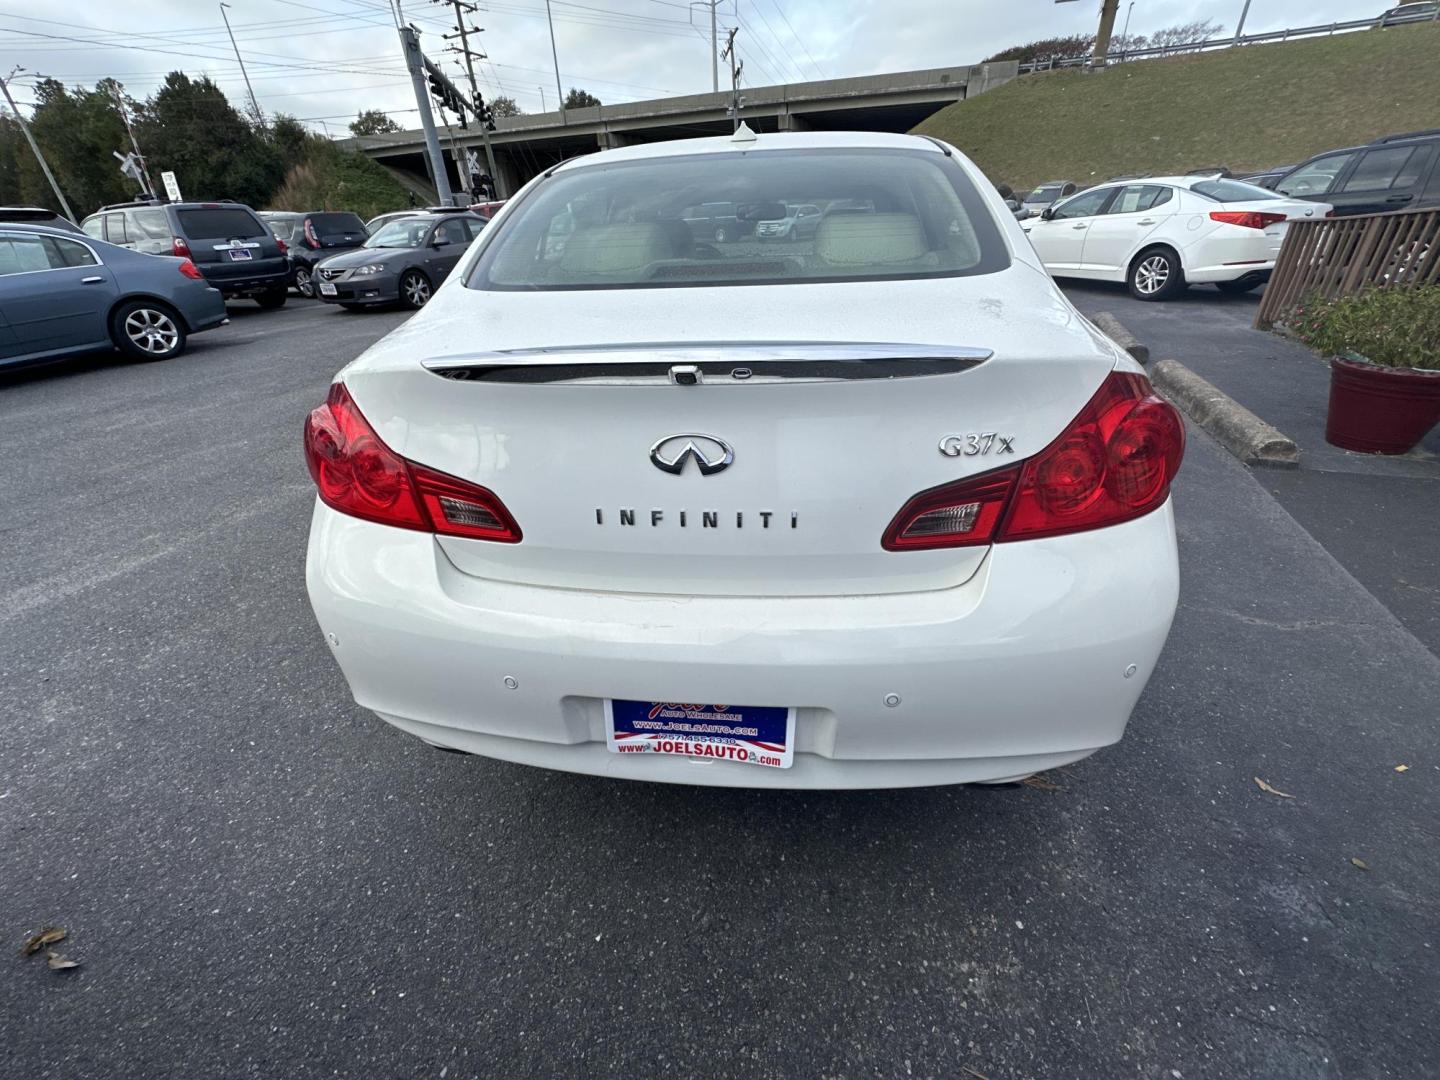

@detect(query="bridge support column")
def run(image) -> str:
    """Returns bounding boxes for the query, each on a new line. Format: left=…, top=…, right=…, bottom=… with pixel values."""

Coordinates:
left=778, top=111, right=811, bottom=132
left=598, top=130, right=633, bottom=150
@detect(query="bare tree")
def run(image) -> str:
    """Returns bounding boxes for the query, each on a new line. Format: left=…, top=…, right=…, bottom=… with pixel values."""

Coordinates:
left=1147, top=19, right=1225, bottom=52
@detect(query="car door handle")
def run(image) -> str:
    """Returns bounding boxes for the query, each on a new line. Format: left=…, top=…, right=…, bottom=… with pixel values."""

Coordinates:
left=1385, top=194, right=1413, bottom=204
left=81, top=276, right=105, bottom=284
left=1137, top=219, right=1156, bottom=225
left=1072, top=223, right=1087, bottom=230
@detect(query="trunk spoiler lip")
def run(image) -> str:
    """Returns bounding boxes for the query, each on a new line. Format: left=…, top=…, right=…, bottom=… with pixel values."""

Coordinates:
left=421, top=342, right=994, bottom=383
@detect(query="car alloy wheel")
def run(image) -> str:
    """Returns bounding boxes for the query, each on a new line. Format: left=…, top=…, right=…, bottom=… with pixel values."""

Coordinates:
left=295, top=267, right=314, bottom=298
left=124, top=307, right=181, bottom=356
left=1134, top=255, right=1171, bottom=296
left=401, top=271, right=432, bottom=309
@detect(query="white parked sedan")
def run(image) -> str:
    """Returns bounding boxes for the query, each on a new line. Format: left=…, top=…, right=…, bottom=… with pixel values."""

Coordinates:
left=1022, top=176, right=1331, bottom=299
left=304, top=131, right=1185, bottom=789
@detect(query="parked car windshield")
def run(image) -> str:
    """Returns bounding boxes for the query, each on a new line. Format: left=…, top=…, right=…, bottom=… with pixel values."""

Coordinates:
left=471, top=148, right=1008, bottom=291
left=1189, top=179, right=1282, bottom=202
left=1025, top=185, right=1064, bottom=204
left=364, top=219, right=430, bottom=248
left=178, top=208, right=267, bottom=240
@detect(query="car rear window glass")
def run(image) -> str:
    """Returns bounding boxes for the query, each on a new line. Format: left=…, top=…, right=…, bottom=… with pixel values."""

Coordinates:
left=177, top=208, right=267, bottom=240
left=308, top=213, right=366, bottom=236
left=132, top=209, right=172, bottom=239
left=472, top=148, right=1009, bottom=291
left=1190, top=179, right=1281, bottom=202
left=1342, top=146, right=1431, bottom=192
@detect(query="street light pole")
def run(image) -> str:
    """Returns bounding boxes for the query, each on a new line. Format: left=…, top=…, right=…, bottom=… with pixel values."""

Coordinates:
left=1120, top=1, right=1134, bottom=58
left=219, top=2, right=264, bottom=126
left=0, top=72, right=74, bottom=220
left=1233, top=0, right=1253, bottom=44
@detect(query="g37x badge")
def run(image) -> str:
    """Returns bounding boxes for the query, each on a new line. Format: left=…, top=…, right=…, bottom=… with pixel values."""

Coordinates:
left=938, top=433, right=1016, bottom=458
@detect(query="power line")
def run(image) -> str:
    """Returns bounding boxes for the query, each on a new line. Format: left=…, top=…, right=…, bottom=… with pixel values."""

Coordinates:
left=766, top=0, right=825, bottom=80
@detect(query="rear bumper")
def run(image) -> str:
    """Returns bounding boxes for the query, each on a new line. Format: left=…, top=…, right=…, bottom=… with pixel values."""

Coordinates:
left=306, top=500, right=1179, bottom=789
left=204, top=267, right=290, bottom=296
left=178, top=287, right=228, bottom=332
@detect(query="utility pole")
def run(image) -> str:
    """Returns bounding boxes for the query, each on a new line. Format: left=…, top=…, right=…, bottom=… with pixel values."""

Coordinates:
left=1233, top=0, right=1253, bottom=43
left=110, top=85, right=154, bottom=195
left=690, top=0, right=721, bottom=93
left=1054, top=0, right=1120, bottom=67
left=544, top=0, right=565, bottom=120
left=219, top=2, right=264, bottom=126
left=399, top=26, right=454, bottom=206
left=436, top=0, right=501, bottom=196
left=0, top=71, right=74, bottom=220
left=539, top=86, right=546, bottom=111
left=720, top=27, right=743, bottom=131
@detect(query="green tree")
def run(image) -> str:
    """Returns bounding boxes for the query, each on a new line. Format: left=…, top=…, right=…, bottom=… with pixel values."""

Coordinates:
left=489, top=95, right=522, bottom=118
left=349, top=109, right=401, bottom=136
left=563, top=87, right=601, bottom=109
left=270, top=113, right=319, bottom=170
left=983, top=35, right=1094, bottom=65
left=17, top=78, right=136, bottom=215
left=0, top=113, right=26, bottom=206
left=134, top=72, right=283, bottom=208
left=269, top=140, right=410, bottom=220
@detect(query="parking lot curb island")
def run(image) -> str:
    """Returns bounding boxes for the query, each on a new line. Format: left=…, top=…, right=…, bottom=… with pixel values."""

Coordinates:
left=1091, top=311, right=1150, bottom=366
left=1150, top=358, right=1300, bottom=470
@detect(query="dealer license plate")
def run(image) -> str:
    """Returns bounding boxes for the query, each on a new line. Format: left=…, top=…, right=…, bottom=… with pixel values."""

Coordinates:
left=318, top=282, right=337, bottom=297
left=605, top=700, right=795, bottom=769
left=227, top=248, right=253, bottom=261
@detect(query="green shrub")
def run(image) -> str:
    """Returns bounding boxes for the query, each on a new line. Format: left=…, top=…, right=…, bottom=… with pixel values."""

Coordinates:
left=1288, top=286, right=1440, bottom=371
left=267, top=141, right=410, bottom=221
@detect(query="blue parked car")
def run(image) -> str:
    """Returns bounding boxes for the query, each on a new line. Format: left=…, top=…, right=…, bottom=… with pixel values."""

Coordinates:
left=0, top=223, right=227, bottom=370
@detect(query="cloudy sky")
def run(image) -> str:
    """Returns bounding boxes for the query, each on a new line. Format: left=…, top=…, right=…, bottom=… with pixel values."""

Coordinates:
left=0, top=0, right=1388, bottom=133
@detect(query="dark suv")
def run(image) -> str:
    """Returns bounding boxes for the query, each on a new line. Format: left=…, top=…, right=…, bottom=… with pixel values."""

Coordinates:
left=1272, top=130, right=1440, bottom=216
left=258, top=211, right=368, bottom=298
left=82, top=200, right=290, bottom=307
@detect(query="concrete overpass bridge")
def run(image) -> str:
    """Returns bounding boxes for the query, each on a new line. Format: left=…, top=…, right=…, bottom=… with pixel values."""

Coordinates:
left=345, top=62, right=1020, bottom=201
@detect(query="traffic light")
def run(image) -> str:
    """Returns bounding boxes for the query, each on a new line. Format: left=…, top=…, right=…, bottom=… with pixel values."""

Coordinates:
left=423, top=58, right=470, bottom=128
left=474, top=94, right=495, bottom=131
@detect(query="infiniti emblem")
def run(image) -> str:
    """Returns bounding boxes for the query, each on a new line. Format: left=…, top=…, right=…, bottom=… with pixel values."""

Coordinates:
left=649, top=433, right=734, bottom=476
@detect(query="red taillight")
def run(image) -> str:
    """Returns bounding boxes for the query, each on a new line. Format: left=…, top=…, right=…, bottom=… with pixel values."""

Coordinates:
left=171, top=236, right=191, bottom=257
left=303, top=384, right=522, bottom=543
left=882, top=372, right=1184, bottom=550
left=303, top=219, right=320, bottom=248
left=177, top=258, right=204, bottom=280
left=1209, top=210, right=1286, bottom=230
left=276, top=237, right=288, bottom=254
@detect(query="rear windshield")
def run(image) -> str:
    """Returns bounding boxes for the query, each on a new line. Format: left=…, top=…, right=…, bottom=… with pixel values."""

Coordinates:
left=1025, top=185, right=1063, bottom=203
left=308, top=213, right=366, bottom=235
left=469, top=148, right=1008, bottom=291
left=1189, top=179, right=1281, bottom=202
left=177, top=208, right=267, bottom=240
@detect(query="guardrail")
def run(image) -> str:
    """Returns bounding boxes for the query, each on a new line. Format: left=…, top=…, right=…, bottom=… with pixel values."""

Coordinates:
left=1017, top=10, right=1439, bottom=74
left=1254, top=208, right=1440, bottom=330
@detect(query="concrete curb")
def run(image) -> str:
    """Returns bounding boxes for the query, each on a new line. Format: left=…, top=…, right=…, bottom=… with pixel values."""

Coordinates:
left=1091, top=311, right=1150, bottom=366
left=1150, top=358, right=1300, bottom=470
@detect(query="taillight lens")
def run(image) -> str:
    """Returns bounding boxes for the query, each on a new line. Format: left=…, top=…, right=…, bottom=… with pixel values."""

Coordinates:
left=882, top=470, right=1017, bottom=551
left=177, top=259, right=204, bottom=280
left=1209, top=210, right=1286, bottom=230
left=999, top=372, right=1184, bottom=541
left=882, top=372, right=1184, bottom=550
left=303, top=383, right=522, bottom=543
left=304, top=219, right=320, bottom=248
left=171, top=236, right=191, bottom=257
left=276, top=237, right=288, bottom=254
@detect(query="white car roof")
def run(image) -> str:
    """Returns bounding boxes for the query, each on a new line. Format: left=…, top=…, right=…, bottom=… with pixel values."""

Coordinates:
left=553, top=130, right=946, bottom=173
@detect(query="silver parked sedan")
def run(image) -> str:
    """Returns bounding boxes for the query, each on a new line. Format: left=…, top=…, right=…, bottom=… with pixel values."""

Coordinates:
left=0, top=224, right=227, bottom=371
left=313, top=212, right=485, bottom=310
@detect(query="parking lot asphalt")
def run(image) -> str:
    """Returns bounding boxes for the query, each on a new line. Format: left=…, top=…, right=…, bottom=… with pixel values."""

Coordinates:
left=3, top=298, right=1439, bottom=1079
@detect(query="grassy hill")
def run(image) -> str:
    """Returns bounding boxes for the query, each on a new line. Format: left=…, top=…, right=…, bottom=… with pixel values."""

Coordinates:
left=915, top=23, right=1440, bottom=191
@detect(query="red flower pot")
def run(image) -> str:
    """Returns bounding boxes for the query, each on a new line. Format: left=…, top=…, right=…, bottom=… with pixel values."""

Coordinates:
left=1326, top=356, right=1440, bottom=455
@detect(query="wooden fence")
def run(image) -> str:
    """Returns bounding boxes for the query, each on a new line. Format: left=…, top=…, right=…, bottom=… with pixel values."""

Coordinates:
left=1254, top=208, right=1440, bottom=329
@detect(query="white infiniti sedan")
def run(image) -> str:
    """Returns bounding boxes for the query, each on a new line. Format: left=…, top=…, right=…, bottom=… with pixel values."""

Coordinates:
left=304, top=131, right=1185, bottom=789
left=1022, top=176, right=1331, bottom=300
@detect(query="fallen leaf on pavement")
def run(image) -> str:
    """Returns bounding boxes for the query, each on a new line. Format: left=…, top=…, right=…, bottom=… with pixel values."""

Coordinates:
left=1351, top=858, right=1370, bottom=871
left=961, top=1067, right=990, bottom=1080
left=1254, top=777, right=1294, bottom=799
left=1395, top=765, right=1409, bottom=773
left=46, top=951, right=79, bottom=971
left=1022, top=775, right=1062, bottom=792
left=21, top=928, right=65, bottom=956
